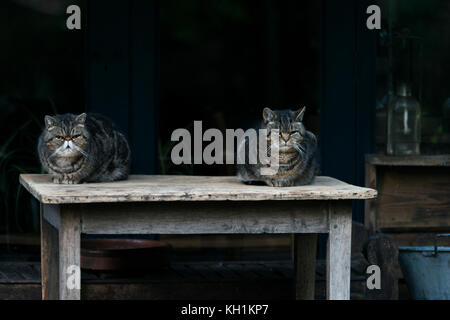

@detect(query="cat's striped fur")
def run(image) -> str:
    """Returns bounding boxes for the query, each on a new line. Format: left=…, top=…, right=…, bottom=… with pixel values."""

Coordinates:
left=237, top=107, right=318, bottom=187
left=38, top=113, right=130, bottom=184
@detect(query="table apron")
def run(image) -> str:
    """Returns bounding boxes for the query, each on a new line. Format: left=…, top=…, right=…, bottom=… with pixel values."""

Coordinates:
left=68, top=201, right=333, bottom=234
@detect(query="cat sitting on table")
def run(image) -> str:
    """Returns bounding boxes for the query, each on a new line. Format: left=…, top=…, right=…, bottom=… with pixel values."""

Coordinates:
left=38, top=113, right=130, bottom=184
left=237, top=107, right=319, bottom=187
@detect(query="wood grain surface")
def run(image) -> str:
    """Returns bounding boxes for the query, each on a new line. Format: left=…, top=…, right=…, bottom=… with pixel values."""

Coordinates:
left=20, top=174, right=377, bottom=204
left=366, top=154, right=450, bottom=167
left=326, top=201, right=352, bottom=300
left=79, top=201, right=330, bottom=234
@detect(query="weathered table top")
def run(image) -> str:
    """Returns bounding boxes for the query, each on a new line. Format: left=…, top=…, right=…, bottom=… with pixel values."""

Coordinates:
left=19, top=174, right=377, bottom=204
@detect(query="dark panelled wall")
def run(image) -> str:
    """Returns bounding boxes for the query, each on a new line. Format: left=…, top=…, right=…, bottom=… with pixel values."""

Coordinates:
left=84, top=0, right=158, bottom=175
left=320, top=0, right=376, bottom=224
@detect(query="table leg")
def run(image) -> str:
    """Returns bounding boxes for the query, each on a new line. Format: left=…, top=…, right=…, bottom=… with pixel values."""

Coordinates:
left=293, top=234, right=318, bottom=300
left=58, top=205, right=81, bottom=300
left=41, top=204, right=60, bottom=300
left=326, top=201, right=352, bottom=300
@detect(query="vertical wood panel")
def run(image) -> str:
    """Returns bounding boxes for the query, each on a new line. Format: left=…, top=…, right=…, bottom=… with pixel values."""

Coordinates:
left=41, top=204, right=60, bottom=300
left=129, top=0, right=158, bottom=174
left=59, top=206, right=81, bottom=300
left=326, top=201, right=352, bottom=300
left=320, top=0, right=357, bottom=183
left=85, top=0, right=130, bottom=134
left=85, top=0, right=158, bottom=174
left=293, top=234, right=317, bottom=300
left=365, top=157, right=377, bottom=234
left=354, top=0, right=377, bottom=223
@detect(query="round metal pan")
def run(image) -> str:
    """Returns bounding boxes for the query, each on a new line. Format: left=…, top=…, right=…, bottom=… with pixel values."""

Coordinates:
left=81, top=239, right=172, bottom=271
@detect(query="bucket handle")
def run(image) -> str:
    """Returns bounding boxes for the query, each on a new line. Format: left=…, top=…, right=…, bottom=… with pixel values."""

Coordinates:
left=433, top=233, right=450, bottom=256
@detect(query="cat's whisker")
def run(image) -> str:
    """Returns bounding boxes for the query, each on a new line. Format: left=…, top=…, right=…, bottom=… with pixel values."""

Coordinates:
left=48, top=145, right=64, bottom=159
left=294, top=144, right=305, bottom=155
left=72, top=143, right=89, bottom=158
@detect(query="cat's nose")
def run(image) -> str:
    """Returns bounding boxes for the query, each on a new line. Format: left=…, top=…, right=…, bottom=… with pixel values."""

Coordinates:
left=280, top=133, right=290, bottom=142
left=65, top=137, right=71, bottom=141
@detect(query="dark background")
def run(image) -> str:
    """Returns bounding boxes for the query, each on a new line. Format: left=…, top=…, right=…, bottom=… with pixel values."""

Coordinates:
left=1, top=0, right=449, bottom=261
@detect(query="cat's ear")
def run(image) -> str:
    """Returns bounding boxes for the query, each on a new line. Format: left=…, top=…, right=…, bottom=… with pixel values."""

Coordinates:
left=263, top=107, right=275, bottom=123
left=75, top=113, right=87, bottom=125
left=44, top=115, right=58, bottom=129
left=294, top=106, right=306, bottom=122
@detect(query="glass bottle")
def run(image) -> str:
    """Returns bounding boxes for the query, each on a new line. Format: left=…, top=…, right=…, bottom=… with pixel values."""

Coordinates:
left=387, top=83, right=421, bottom=155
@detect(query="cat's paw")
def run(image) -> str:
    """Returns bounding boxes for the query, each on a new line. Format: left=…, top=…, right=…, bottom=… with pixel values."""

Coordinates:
left=267, top=180, right=294, bottom=187
left=52, top=177, right=63, bottom=184
left=62, top=179, right=79, bottom=185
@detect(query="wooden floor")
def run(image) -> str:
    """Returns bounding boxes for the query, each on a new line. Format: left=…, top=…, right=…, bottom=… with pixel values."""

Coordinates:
left=0, top=260, right=370, bottom=300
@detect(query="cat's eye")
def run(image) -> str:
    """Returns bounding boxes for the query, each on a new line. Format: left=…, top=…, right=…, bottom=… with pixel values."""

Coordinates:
left=56, top=136, right=64, bottom=140
left=72, top=134, right=81, bottom=139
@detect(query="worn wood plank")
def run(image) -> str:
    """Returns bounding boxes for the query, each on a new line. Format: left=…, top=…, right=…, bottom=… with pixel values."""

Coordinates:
left=0, top=261, right=41, bottom=283
left=326, top=201, right=352, bottom=300
left=261, top=262, right=290, bottom=279
left=293, top=234, right=317, bottom=300
left=80, top=201, right=329, bottom=235
left=41, top=204, right=59, bottom=300
left=58, top=205, right=81, bottom=300
left=0, top=265, right=21, bottom=281
left=0, top=279, right=371, bottom=300
left=16, top=264, right=39, bottom=281
left=364, top=157, right=377, bottom=235
left=202, top=262, right=240, bottom=280
left=0, top=283, right=42, bottom=300
left=239, top=262, right=271, bottom=279
left=223, top=263, right=259, bottom=280
left=0, top=233, right=40, bottom=246
left=160, top=234, right=291, bottom=249
left=43, top=204, right=61, bottom=229
left=1, top=260, right=377, bottom=299
left=170, top=264, right=205, bottom=281
left=388, top=232, right=450, bottom=247
left=0, top=263, right=40, bottom=283
left=376, top=167, right=450, bottom=231
left=366, top=154, right=450, bottom=167
left=19, top=174, right=377, bottom=204
left=184, top=263, right=223, bottom=281
left=144, top=268, right=185, bottom=282
left=80, top=280, right=293, bottom=300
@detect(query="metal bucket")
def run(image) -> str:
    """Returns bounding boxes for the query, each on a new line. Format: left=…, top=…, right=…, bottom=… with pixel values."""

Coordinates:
left=398, top=234, right=450, bottom=300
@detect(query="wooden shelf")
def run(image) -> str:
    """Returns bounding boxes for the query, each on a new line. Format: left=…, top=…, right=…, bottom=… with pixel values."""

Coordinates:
left=365, top=153, right=450, bottom=235
left=366, top=154, right=450, bottom=167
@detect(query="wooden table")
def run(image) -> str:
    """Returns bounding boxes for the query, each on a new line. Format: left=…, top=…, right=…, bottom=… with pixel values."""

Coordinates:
left=19, top=174, right=376, bottom=300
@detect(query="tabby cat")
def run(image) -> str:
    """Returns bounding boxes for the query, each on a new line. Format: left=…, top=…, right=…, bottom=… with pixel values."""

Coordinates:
left=237, top=107, right=318, bottom=187
left=38, top=113, right=131, bottom=184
